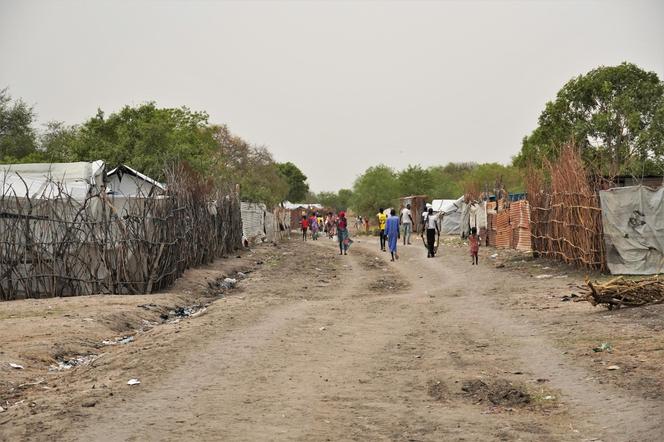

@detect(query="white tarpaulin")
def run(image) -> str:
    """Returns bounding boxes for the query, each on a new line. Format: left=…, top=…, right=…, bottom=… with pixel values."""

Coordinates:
left=432, top=197, right=464, bottom=235
left=0, top=161, right=106, bottom=200
left=599, top=185, right=664, bottom=275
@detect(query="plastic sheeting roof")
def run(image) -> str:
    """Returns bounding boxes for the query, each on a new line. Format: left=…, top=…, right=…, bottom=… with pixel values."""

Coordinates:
left=107, top=164, right=165, bottom=192
left=0, top=161, right=106, bottom=200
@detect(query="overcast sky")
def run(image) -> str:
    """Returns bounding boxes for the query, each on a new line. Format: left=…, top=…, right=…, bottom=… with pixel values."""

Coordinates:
left=1, top=0, right=663, bottom=191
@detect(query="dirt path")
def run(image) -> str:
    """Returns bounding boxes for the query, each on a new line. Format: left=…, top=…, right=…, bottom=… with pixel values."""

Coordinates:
left=3, top=238, right=664, bottom=441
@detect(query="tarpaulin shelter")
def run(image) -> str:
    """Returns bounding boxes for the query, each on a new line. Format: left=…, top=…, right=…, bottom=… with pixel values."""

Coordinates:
left=431, top=197, right=464, bottom=235
left=600, top=185, right=664, bottom=275
left=107, top=164, right=166, bottom=197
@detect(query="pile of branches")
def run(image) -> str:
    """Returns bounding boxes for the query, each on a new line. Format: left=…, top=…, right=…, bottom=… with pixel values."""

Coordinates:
left=582, top=276, right=664, bottom=309
left=527, top=143, right=607, bottom=271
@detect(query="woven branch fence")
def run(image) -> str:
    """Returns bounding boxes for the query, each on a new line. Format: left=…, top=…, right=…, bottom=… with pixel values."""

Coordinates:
left=526, top=145, right=607, bottom=272
left=0, top=165, right=242, bottom=301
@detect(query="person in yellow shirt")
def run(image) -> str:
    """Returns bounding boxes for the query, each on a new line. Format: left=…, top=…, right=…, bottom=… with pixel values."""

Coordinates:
left=377, top=208, right=387, bottom=252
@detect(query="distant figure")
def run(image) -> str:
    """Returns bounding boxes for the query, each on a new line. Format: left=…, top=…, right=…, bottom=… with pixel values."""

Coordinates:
left=309, top=213, right=320, bottom=240
left=317, top=213, right=324, bottom=233
left=469, top=226, right=480, bottom=265
left=325, top=212, right=336, bottom=238
left=364, top=217, right=370, bottom=234
left=300, top=215, right=309, bottom=241
left=337, top=211, right=350, bottom=255
left=401, top=203, right=414, bottom=245
left=384, top=209, right=400, bottom=261
left=424, top=207, right=440, bottom=258
left=377, top=208, right=387, bottom=252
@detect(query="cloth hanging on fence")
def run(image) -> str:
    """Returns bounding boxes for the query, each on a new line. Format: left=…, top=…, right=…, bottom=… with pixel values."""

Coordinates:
left=599, top=185, right=664, bottom=275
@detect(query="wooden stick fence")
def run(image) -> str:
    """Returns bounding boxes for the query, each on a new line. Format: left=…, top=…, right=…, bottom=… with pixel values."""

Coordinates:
left=526, top=144, right=607, bottom=271
left=0, top=164, right=242, bottom=301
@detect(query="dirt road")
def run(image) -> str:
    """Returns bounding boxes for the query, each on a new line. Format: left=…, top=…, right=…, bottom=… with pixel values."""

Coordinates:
left=2, top=237, right=664, bottom=441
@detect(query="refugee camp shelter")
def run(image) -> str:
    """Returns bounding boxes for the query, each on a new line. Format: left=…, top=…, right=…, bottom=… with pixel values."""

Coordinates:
left=431, top=197, right=464, bottom=235
left=106, top=164, right=165, bottom=197
left=284, top=201, right=324, bottom=229
left=600, top=185, right=664, bottom=275
left=0, top=160, right=106, bottom=200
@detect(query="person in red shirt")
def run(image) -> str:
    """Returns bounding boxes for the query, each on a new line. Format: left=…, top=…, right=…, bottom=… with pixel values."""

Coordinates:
left=300, top=215, right=309, bottom=241
left=469, top=226, right=480, bottom=265
left=337, top=211, right=351, bottom=255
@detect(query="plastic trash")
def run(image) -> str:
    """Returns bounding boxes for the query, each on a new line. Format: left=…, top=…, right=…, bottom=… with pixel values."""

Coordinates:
left=319, top=326, right=327, bottom=331
left=9, top=363, right=24, bottom=369
left=592, top=343, right=612, bottom=353
left=0, top=405, right=4, bottom=412
left=490, top=253, right=498, bottom=259
left=127, top=378, right=141, bottom=386
left=607, top=365, right=620, bottom=370
left=535, top=274, right=553, bottom=279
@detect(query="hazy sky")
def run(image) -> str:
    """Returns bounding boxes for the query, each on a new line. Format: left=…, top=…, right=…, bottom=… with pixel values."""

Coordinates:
left=1, top=0, right=663, bottom=191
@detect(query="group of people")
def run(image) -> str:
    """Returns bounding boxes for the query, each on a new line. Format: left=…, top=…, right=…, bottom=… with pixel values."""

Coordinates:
left=376, top=203, right=481, bottom=264
left=376, top=204, right=441, bottom=261
left=298, top=203, right=481, bottom=265
left=299, top=211, right=352, bottom=255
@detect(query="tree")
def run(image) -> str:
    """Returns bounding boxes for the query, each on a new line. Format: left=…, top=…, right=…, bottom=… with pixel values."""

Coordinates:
left=39, top=121, right=79, bottom=163
left=317, top=188, right=353, bottom=211
left=72, top=103, right=218, bottom=180
left=516, top=63, right=664, bottom=175
left=397, top=165, right=433, bottom=196
left=0, top=88, right=38, bottom=161
left=276, top=162, right=309, bottom=202
left=212, top=125, right=289, bottom=207
left=351, top=165, right=399, bottom=216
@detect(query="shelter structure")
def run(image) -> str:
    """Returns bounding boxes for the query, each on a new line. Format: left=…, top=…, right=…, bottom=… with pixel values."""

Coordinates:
left=106, top=164, right=166, bottom=197
left=600, top=185, right=664, bottom=275
left=399, top=195, right=427, bottom=233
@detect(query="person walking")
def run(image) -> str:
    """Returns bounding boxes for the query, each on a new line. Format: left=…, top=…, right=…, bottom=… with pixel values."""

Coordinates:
left=401, top=203, right=414, bottom=245
left=469, top=227, right=480, bottom=265
left=424, top=207, right=440, bottom=258
left=377, top=208, right=387, bottom=252
left=384, top=209, right=400, bottom=261
left=299, top=215, right=309, bottom=241
left=337, top=211, right=350, bottom=255
left=309, top=213, right=320, bottom=240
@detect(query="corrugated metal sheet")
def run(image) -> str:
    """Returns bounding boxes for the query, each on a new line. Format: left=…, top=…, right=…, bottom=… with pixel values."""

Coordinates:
left=485, top=200, right=532, bottom=251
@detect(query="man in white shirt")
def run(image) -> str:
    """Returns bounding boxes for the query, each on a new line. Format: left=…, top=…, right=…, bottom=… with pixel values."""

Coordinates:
left=424, top=207, right=440, bottom=258
left=401, top=204, right=414, bottom=245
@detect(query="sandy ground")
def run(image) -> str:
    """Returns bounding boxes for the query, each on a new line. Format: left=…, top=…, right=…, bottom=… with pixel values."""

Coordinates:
left=1, top=235, right=664, bottom=441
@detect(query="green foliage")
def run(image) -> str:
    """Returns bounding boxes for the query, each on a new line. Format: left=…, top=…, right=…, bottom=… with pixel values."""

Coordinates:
left=0, top=88, right=37, bottom=161
left=516, top=62, right=664, bottom=175
left=461, top=163, right=524, bottom=194
left=72, top=104, right=218, bottom=180
left=212, top=125, right=289, bottom=207
left=317, top=188, right=353, bottom=211
left=350, top=165, right=400, bottom=216
left=397, top=165, right=433, bottom=196
left=39, top=121, right=79, bottom=163
left=277, top=162, right=309, bottom=202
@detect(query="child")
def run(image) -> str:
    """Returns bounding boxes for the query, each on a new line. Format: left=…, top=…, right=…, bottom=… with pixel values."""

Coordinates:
left=300, top=215, right=309, bottom=241
left=469, top=226, right=480, bottom=265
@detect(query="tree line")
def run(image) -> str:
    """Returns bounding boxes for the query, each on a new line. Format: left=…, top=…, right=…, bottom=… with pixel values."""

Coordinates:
left=3, top=62, right=662, bottom=213
left=0, top=92, right=310, bottom=207
left=314, top=62, right=664, bottom=216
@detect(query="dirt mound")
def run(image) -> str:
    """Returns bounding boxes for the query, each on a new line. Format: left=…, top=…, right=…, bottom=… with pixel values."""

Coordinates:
left=427, top=380, right=448, bottom=401
left=461, top=378, right=531, bottom=406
